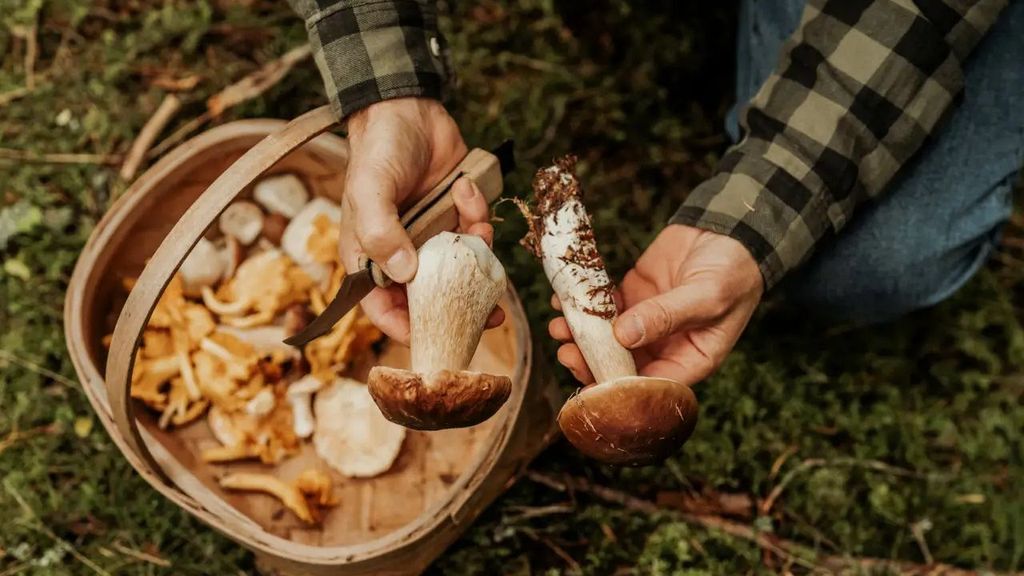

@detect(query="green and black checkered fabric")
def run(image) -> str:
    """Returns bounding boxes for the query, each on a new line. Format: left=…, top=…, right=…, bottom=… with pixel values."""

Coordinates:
left=290, top=0, right=1009, bottom=290
left=672, top=0, right=1008, bottom=288
left=287, top=0, right=451, bottom=120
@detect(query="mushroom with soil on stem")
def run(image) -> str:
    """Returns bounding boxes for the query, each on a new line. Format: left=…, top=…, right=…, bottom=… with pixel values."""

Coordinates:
left=367, top=231, right=512, bottom=430
left=517, top=156, right=698, bottom=466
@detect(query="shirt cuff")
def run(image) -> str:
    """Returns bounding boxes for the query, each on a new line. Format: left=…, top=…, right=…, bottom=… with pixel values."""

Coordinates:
left=669, top=149, right=834, bottom=290
left=301, top=0, right=451, bottom=120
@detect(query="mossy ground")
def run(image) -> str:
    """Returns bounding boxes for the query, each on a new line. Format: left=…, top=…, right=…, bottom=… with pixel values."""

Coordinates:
left=2, top=1, right=1021, bottom=574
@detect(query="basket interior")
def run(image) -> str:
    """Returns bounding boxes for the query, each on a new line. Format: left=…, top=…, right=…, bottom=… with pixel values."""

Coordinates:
left=81, top=128, right=521, bottom=547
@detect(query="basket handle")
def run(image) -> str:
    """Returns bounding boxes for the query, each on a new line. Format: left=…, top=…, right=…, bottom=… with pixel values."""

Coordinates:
left=105, top=106, right=338, bottom=484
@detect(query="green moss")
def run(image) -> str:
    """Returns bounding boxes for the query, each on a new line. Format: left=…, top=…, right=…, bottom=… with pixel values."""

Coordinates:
left=2, top=1, right=1021, bottom=573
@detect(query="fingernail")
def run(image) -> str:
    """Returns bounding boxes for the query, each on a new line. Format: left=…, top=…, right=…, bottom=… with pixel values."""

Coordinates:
left=385, top=248, right=417, bottom=283
left=615, top=314, right=645, bottom=348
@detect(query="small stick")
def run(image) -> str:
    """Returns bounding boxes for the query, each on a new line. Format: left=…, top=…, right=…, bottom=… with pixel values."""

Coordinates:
left=119, top=94, right=182, bottom=182
left=761, top=457, right=949, bottom=516
left=0, top=349, right=79, bottom=388
left=0, top=148, right=121, bottom=166
left=527, top=471, right=998, bottom=576
left=25, top=21, right=38, bottom=90
left=110, top=543, right=171, bottom=568
left=206, top=45, right=311, bottom=116
left=147, top=45, right=312, bottom=159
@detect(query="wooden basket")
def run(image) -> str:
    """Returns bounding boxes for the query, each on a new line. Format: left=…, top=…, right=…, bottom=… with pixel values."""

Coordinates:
left=64, top=106, right=561, bottom=575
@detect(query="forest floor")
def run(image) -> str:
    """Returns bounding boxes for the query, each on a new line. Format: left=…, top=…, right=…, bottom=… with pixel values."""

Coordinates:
left=1, top=1, right=1021, bottom=574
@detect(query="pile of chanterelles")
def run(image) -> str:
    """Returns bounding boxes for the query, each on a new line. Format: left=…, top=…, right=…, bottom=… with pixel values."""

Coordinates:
left=112, top=175, right=405, bottom=523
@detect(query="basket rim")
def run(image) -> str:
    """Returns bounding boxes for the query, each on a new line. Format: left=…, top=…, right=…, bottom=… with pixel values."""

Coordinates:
left=64, top=115, right=533, bottom=565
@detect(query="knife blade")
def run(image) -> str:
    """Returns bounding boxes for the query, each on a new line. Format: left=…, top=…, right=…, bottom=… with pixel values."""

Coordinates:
left=283, top=266, right=375, bottom=346
left=284, top=141, right=515, bottom=347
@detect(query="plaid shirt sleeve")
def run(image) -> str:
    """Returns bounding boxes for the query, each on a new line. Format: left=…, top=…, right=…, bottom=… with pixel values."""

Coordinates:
left=671, top=0, right=1009, bottom=289
left=287, top=0, right=451, bottom=120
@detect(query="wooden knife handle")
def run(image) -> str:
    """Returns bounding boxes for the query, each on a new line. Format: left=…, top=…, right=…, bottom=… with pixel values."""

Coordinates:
left=368, top=147, right=504, bottom=287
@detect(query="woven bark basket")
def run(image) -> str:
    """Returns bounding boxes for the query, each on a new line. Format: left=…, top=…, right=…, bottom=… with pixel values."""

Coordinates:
left=64, top=106, right=561, bottom=575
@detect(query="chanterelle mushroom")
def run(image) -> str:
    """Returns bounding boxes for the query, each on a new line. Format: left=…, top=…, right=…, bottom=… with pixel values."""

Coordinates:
left=281, top=198, right=341, bottom=288
left=367, top=232, right=512, bottom=430
left=518, top=156, right=698, bottom=466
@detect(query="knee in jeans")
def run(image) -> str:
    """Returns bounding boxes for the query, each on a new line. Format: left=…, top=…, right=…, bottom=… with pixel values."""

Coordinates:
left=787, top=231, right=999, bottom=325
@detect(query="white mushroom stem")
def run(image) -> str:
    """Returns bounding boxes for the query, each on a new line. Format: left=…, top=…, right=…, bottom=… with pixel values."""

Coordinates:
left=288, top=375, right=323, bottom=439
left=520, top=159, right=636, bottom=384
left=407, top=232, right=507, bottom=374
left=245, top=387, right=276, bottom=418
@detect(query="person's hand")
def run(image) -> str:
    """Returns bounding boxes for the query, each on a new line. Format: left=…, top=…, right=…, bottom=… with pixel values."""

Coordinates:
left=339, top=97, right=501, bottom=343
left=549, top=224, right=763, bottom=385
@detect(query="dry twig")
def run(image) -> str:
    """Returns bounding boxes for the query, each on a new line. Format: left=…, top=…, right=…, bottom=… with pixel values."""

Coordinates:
left=110, top=542, right=171, bottom=568
left=0, top=349, right=79, bottom=388
left=0, top=148, right=121, bottom=166
left=761, top=457, right=949, bottom=515
left=119, top=94, right=182, bottom=182
left=147, top=45, right=312, bottom=159
left=526, top=471, right=1003, bottom=576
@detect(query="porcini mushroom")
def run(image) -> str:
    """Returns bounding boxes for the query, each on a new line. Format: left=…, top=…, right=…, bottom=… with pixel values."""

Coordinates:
left=367, top=232, right=512, bottom=430
left=219, top=200, right=264, bottom=245
left=314, top=379, right=405, bottom=478
left=253, top=173, right=309, bottom=218
left=518, top=156, right=698, bottom=466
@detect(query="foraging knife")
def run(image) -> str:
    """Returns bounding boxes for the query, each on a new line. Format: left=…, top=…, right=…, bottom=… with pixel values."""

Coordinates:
left=284, top=140, right=516, bottom=347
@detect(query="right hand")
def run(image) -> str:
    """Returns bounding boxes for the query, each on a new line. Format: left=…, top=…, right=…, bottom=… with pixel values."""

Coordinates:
left=339, top=97, right=502, bottom=343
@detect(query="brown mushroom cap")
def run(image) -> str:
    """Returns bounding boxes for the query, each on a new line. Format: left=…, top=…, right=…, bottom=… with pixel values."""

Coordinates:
left=557, top=376, right=698, bottom=466
left=367, top=366, right=512, bottom=430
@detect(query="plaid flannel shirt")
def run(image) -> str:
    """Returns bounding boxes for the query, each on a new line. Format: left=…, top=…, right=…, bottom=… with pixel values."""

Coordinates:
left=672, top=0, right=1008, bottom=288
left=287, top=0, right=451, bottom=119
left=291, top=0, right=1009, bottom=289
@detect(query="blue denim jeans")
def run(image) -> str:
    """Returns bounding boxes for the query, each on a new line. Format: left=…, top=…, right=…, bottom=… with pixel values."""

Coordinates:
left=729, top=0, right=1024, bottom=324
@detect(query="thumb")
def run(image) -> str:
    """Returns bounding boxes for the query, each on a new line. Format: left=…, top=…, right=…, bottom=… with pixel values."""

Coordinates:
left=346, top=164, right=418, bottom=283
left=613, top=283, right=724, bottom=349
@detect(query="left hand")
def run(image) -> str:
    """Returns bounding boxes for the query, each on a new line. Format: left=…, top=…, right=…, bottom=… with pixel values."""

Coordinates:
left=548, top=224, right=764, bottom=385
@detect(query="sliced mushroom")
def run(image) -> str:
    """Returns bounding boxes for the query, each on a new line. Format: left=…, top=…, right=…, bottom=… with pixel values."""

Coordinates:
left=314, top=378, right=406, bottom=478
left=253, top=174, right=310, bottom=218
left=179, top=238, right=225, bottom=296
left=219, top=201, right=264, bottom=245
left=368, top=232, right=511, bottom=430
left=519, top=156, right=698, bottom=466
left=281, top=197, right=341, bottom=287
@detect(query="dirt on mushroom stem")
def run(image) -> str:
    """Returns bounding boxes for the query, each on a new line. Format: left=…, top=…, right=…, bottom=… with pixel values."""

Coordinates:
left=515, top=155, right=617, bottom=320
